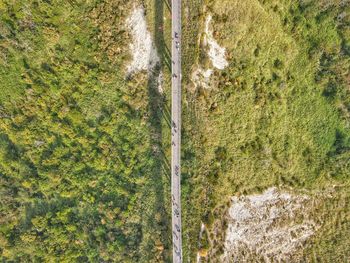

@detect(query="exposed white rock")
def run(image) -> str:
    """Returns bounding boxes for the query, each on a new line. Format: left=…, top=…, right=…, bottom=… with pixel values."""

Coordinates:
left=197, top=222, right=207, bottom=263
left=222, top=187, right=319, bottom=262
left=192, top=68, right=213, bottom=89
left=205, top=15, right=228, bottom=70
left=157, top=71, right=164, bottom=94
left=192, top=14, right=228, bottom=89
left=126, top=6, right=159, bottom=75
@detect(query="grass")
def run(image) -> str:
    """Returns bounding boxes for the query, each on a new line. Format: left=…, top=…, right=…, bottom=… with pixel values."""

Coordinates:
left=179, top=0, right=350, bottom=261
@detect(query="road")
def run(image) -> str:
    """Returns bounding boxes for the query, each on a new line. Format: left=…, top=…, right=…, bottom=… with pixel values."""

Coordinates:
left=171, top=0, right=182, bottom=262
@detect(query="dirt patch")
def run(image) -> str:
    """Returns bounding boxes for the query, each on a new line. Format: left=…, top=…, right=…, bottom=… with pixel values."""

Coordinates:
left=222, top=187, right=319, bottom=262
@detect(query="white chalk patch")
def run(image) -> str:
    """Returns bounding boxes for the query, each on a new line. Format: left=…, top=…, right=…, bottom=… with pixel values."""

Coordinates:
left=191, top=14, right=228, bottom=89
left=192, top=68, right=213, bottom=89
left=205, top=15, right=228, bottom=70
left=126, top=7, right=160, bottom=75
left=222, top=187, right=319, bottom=262
left=197, top=223, right=207, bottom=263
left=157, top=71, right=164, bottom=93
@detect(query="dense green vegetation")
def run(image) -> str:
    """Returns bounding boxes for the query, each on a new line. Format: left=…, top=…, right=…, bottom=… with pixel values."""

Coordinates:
left=0, top=0, right=349, bottom=262
left=0, top=1, right=170, bottom=261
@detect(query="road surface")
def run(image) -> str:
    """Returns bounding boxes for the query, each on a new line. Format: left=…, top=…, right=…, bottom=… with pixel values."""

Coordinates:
left=171, top=0, right=182, bottom=262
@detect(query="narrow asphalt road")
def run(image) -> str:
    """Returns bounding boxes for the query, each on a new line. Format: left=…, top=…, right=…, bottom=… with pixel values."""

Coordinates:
left=171, top=0, right=182, bottom=262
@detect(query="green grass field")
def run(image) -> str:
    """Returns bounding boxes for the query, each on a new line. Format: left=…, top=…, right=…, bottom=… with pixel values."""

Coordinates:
left=179, top=0, right=350, bottom=261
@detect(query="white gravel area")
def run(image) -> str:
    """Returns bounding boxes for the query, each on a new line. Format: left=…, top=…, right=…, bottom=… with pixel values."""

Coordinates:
left=222, top=187, right=319, bottom=262
left=192, top=14, right=228, bottom=89
left=126, top=6, right=160, bottom=75
left=205, top=14, right=228, bottom=70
